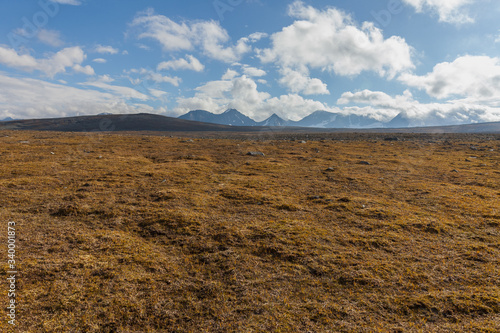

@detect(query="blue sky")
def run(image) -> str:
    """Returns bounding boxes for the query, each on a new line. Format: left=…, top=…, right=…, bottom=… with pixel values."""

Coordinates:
left=1, top=0, right=500, bottom=125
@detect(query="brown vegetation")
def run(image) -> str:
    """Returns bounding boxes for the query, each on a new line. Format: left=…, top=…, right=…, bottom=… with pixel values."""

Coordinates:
left=0, top=131, right=499, bottom=332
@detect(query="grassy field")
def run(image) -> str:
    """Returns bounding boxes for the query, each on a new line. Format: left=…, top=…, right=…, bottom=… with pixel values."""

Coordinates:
left=0, top=130, right=499, bottom=332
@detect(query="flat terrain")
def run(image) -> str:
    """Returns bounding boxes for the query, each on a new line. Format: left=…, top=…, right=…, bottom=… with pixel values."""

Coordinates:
left=1, top=131, right=499, bottom=332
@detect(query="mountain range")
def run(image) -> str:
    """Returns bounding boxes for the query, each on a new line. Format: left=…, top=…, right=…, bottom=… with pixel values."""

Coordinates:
left=0, top=113, right=499, bottom=133
left=179, top=109, right=500, bottom=129
left=179, top=109, right=390, bottom=128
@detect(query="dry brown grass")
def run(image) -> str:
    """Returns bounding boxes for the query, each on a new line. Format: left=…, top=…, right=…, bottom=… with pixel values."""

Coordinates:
left=0, top=130, right=499, bottom=332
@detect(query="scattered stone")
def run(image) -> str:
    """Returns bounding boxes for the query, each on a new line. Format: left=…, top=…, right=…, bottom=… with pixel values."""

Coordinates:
left=384, top=137, right=399, bottom=141
left=451, top=169, right=459, bottom=173
left=50, top=152, right=55, bottom=155
left=247, top=151, right=265, bottom=157
left=470, top=146, right=478, bottom=150
left=181, top=139, right=194, bottom=143
left=325, top=167, right=335, bottom=172
left=358, top=161, right=371, bottom=165
left=300, top=141, right=307, bottom=144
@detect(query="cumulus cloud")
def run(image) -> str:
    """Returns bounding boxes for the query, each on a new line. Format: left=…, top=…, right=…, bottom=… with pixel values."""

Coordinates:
left=338, top=89, right=413, bottom=108
left=94, top=45, right=119, bottom=54
left=157, top=55, right=204, bottom=72
left=0, top=45, right=92, bottom=77
left=174, top=72, right=333, bottom=120
left=402, top=0, right=475, bottom=24
left=93, top=58, right=107, bottom=63
left=279, top=68, right=329, bottom=95
left=222, top=69, right=239, bottom=80
left=130, top=10, right=251, bottom=62
left=73, top=64, right=95, bottom=75
left=241, top=65, right=266, bottom=77
left=259, top=1, right=414, bottom=78
left=399, top=55, right=500, bottom=103
left=248, top=32, right=268, bottom=42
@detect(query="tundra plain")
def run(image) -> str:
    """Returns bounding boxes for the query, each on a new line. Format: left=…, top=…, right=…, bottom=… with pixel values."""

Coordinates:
left=0, top=131, right=499, bottom=332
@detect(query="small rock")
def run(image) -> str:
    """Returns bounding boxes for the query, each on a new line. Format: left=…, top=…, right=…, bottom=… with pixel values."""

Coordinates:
left=451, top=169, right=459, bottom=173
left=300, top=141, right=307, bottom=144
left=358, top=161, right=371, bottom=165
left=384, top=137, right=399, bottom=141
left=247, top=151, right=265, bottom=157
left=325, top=167, right=335, bottom=172
left=50, top=152, right=55, bottom=155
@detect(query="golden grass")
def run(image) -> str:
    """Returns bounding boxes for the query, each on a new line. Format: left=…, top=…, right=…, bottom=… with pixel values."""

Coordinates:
left=0, top=131, right=499, bottom=332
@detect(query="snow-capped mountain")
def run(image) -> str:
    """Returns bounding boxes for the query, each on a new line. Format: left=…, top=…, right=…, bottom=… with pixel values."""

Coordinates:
left=256, top=114, right=288, bottom=127
left=178, top=109, right=257, bottom=126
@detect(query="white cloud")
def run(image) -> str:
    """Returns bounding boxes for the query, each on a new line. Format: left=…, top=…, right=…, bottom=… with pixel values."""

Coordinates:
left=157, top=55, right=204, bottom=72
left=0, top=46, right=90, bottom=77
left=37, top=29, right=64, bottom=47
left=0, top=73, right=162, bottom=120
left=402, top=0, right=475, bottom=24
left=174, top=72, right=333, bottom=121
left=242, top=65, right=267, bottom=77
left=80, top=80, right=150, bottom=101
left=149, top=88, right=168, bottom=99
left=93, top=58, right=107, bottom=63
left=337, top=88, right=500, bottom=126
left=147, top=72, right=181, bottom=86
left=0, top=46, right=38, bottom=70
left=248, top=32, right=268, bottom=42
left=338, top=89, right=413, bottom=107
left=125, top=68, right=181, bottom=87
left=73, top=64, right=95, bottom=75
left=94, top=45, right=119, bottom=54
left=222, top=69, right=239, bottom=80
left=259, top=1, right=414, bottom=78
left=97, top=75, right=114, bottom=83
left=399, top=55, right=500, bottom=103
left=130, top=10, right=251, bottom=62
left=279, top=68, right=329, bottom=95
left=50, top=0, right=82, bottom=5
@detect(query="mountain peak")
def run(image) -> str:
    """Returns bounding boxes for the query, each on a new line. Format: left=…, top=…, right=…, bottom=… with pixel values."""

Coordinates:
left=179, top=109, right=256, bottom=126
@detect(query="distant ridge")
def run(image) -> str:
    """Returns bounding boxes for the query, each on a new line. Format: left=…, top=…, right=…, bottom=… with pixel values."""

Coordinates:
left=0, top=113, right=250, bottom=132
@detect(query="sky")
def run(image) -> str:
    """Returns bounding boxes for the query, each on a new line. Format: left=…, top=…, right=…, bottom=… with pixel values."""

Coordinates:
left=0, top=0, right=500, bottom=126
